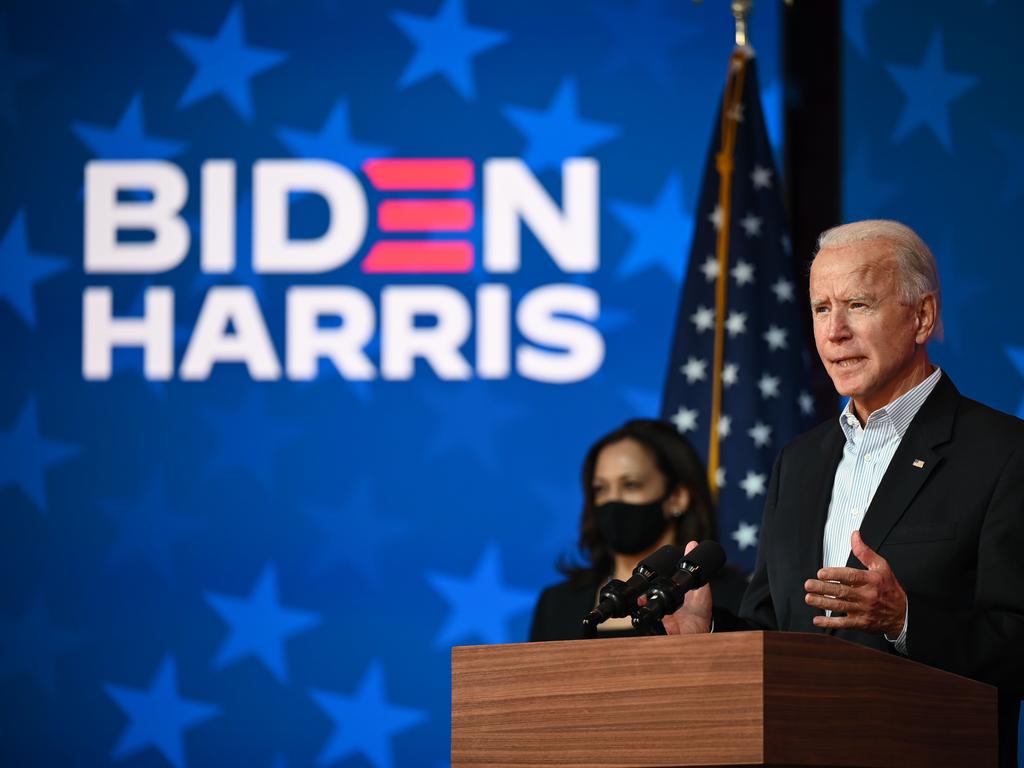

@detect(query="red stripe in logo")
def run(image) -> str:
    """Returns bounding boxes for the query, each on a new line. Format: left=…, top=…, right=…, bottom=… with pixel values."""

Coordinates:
left=363, top=158, right=474, bottom=191
left=362, top=241, right=474, bottom=273
left=378, top=200, right=474, bottom=232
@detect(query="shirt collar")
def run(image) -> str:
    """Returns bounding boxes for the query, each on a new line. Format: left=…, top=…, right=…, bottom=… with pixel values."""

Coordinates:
left=838, top=367, right=943, bottom=441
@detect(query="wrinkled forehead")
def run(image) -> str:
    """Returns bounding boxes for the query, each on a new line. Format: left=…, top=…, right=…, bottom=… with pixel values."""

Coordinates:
left=810, top=240, right=899, bottom=295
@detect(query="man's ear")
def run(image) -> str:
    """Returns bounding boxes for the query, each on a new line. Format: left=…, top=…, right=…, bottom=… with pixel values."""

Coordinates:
left=915, top=294, right=938, bottom=344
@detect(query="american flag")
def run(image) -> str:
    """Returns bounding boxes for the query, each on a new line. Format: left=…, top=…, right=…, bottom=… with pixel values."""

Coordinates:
left=661, top=49, right=817, bottom=571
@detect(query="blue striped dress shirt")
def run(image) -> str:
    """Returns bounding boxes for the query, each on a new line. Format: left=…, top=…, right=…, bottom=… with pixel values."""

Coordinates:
left=822, top=366, right=942, bottom=652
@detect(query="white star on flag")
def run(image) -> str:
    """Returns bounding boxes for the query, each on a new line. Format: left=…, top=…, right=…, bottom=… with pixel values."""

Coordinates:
left=715, top=466, right=726, bottom=489
left=671, top=407, right=698, bottom=434
left=727, top=102, right=745, bottom=123
left=731, top=520, right=759, bottom=550
left=699, top=255, right=720, bottom=282
left=708, top=205, right=724, bottom=231
left=757, top=373, right=781, bottom=398
left=763, top=325, right=788, bottom=350
left=771, top=278, right=795, bottom=303
left=718, top=414, right=732, bottom=438
left=798, top=390, right=815, bottom=416
left=750, top=165, right=773, bottom=190
left=739, top=213, right=762, bottom=237
left=722, top=362, right=739, bottom=387
left=725, top=311, right=747, bottom=337
left=690, top=306, right=714, bottom=333
left=731, top=260, right=756, bottom=286
left=781, top=234, right=792, bottom=254
left=681, top=357, right=708, bottom=383
left=739, top=471, right=767, bottom=499
left=748, top=421, right=772, bottom=448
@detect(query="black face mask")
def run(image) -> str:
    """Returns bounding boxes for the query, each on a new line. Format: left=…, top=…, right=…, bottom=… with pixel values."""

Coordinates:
left=595, top=497, right=671, bottom=555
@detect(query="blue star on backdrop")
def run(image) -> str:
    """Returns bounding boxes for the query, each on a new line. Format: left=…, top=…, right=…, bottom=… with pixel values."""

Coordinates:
left=203, top=390, right=303, bottom=483
left=0, top=594, right=82, bottom=695
left=204, top=562, right=321, bottom=683
left=71, top=94, right=188, bottom=160
left=391, top=0, right=507, bottom=101
left=594, top=0, right=699, bottom=88
left=885, top=30, right=977, bottom=152
left=276, top=100, right=392, bottom=165
left=0, top=210, right=67, bottom=329
left=309, top=660, right=428, bottom=768
left=426, top=543, right=534, bottom=647
left=104, top=655, right=220, bottom=768
left=0, top=398, right=76, bottom=513
left=503, top=79, right=621, bottom=172
left=171, top=4, right=288, bottom=121
left=610, top=173, right=693, bottom=283
left=100, top=473, right=202, bottom=584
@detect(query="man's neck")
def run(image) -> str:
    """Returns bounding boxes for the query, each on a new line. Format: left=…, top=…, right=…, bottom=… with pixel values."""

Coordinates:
left=851, top=358, right=936, bottom=425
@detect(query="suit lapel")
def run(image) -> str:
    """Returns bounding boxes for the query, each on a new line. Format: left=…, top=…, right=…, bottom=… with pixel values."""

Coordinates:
left=798, top=421, right=845, bottom=585
left=846, top=374, right=959, bottom=565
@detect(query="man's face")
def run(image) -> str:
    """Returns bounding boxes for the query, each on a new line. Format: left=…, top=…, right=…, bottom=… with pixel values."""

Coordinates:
left=809, top=240, right=932, bottom=417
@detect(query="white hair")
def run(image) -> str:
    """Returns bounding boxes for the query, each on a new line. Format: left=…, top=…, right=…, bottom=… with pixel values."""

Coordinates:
left=815, top=219, right=943, bottom=339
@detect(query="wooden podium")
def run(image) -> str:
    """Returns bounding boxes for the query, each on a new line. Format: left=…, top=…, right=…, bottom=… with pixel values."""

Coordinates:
left=451, top=632, right=996, bottom=767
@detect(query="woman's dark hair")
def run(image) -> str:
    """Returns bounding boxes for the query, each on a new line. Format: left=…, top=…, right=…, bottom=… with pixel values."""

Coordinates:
left=559, top=418, right=717, bottom=586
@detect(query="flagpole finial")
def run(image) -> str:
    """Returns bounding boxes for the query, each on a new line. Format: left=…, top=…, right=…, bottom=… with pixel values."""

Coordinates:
left=732, top=0, right=752, bottom=48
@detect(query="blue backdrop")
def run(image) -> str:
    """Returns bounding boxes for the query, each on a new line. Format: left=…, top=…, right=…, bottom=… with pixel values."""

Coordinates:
left=1, top=0, right=1021, bottom=767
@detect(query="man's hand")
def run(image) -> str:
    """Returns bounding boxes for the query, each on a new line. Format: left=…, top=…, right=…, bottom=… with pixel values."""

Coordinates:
left=661, top=540, right=713, bottom=635
left=804, top=530, right=907, bottom=636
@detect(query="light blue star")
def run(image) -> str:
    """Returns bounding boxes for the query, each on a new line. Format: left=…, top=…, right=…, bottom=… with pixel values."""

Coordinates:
left=886, top=30, right=977, bottom=152
left=609, top=174, right=692, bottom=283
left=422, top=382, right=527, bottom=474
left=105, top=655, right=220, bottom=768
left=391, top=0, right=508, bottom=100
left=276, top=100, right=392, bottom=164
left=205, top=563, right=321, bottom=683
left=0, top=594, right=82, bottom=695
left=100, top=473, right=202, bottom=584
left=503, top=79, right=621, bottom=171
left=172, top=4, right=287, bottom=121
left=0, top=210, right=66, bottom=328
left=309, top=660, right=427, bottom=768
left=593, top=0, right=698, bottom=88
left=426, top=543, right=535, bottom=647
left=0, top=399, right=76, bottom=513
left=204, top=389, right=303, bottom=483
left=0, top=16, right=47, bottom=123
left=1006, top=347, right=1024, bottom=419
left=303, top=482, right=409, bottom=578
left=71, top=93, right=187, bottom=159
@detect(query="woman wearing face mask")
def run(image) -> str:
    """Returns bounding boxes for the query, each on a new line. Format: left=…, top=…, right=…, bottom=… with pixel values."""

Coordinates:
left=529, top=418, right=748, bottom=641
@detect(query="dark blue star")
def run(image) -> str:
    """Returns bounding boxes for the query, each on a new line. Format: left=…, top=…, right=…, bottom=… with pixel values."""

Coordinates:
left=105, top=655, right=220, bottom=768
left=503, top=79, right=621, bottom=171
left=309, top=660, right=427, bottom=768
left=205, top=563, right=321, bottom=683
left=421, top=382, right=526, bottom=474
left=0, top=16, right=47, bottom=123
left=0, top=210, right=67, bottom=329
left=276, top=100, right=392, bottom=164
left=426, top=543, right=534, bottom=646
left=100, top=473, right=202, bottom=584
left=303, top=482, right=409, bottom=578
left=391, top=0, right=507, bottom=101
left=0, top=594, right=82, bottom=695
left=172, top=4, right=288, bottom=121
left=609, top=174, right=692, bottom=283
left=0, top=399, right=76, bottom=513
left=1006, top=347, right=1024, bottom=419
left=204, top=389, right=303, bottom=483
left=593, top=0, right=699, bottom=88
left=531, top=480, right=582, bottom=558
left=886, top=30, right=977, bottom=152
left=71, top=94, right=188, bottom=160
left=842, top=140, right=901, bottom=219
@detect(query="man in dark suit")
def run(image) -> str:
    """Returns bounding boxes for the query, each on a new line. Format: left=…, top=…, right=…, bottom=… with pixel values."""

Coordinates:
left=665, top=220, right=1024, bottom=767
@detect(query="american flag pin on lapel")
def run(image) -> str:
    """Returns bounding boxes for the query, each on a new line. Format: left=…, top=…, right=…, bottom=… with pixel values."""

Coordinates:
left=912, top=459, right=926, bottom=468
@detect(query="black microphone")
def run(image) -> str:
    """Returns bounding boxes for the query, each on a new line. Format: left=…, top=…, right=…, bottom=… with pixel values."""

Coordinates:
left=581, top=544, right=681, bottom=630
left=631, top=540, right=726, bottom=632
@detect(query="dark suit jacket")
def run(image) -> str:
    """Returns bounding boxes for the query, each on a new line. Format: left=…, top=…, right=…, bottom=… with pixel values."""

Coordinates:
left=728, top=374, right=1024, bottom=766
